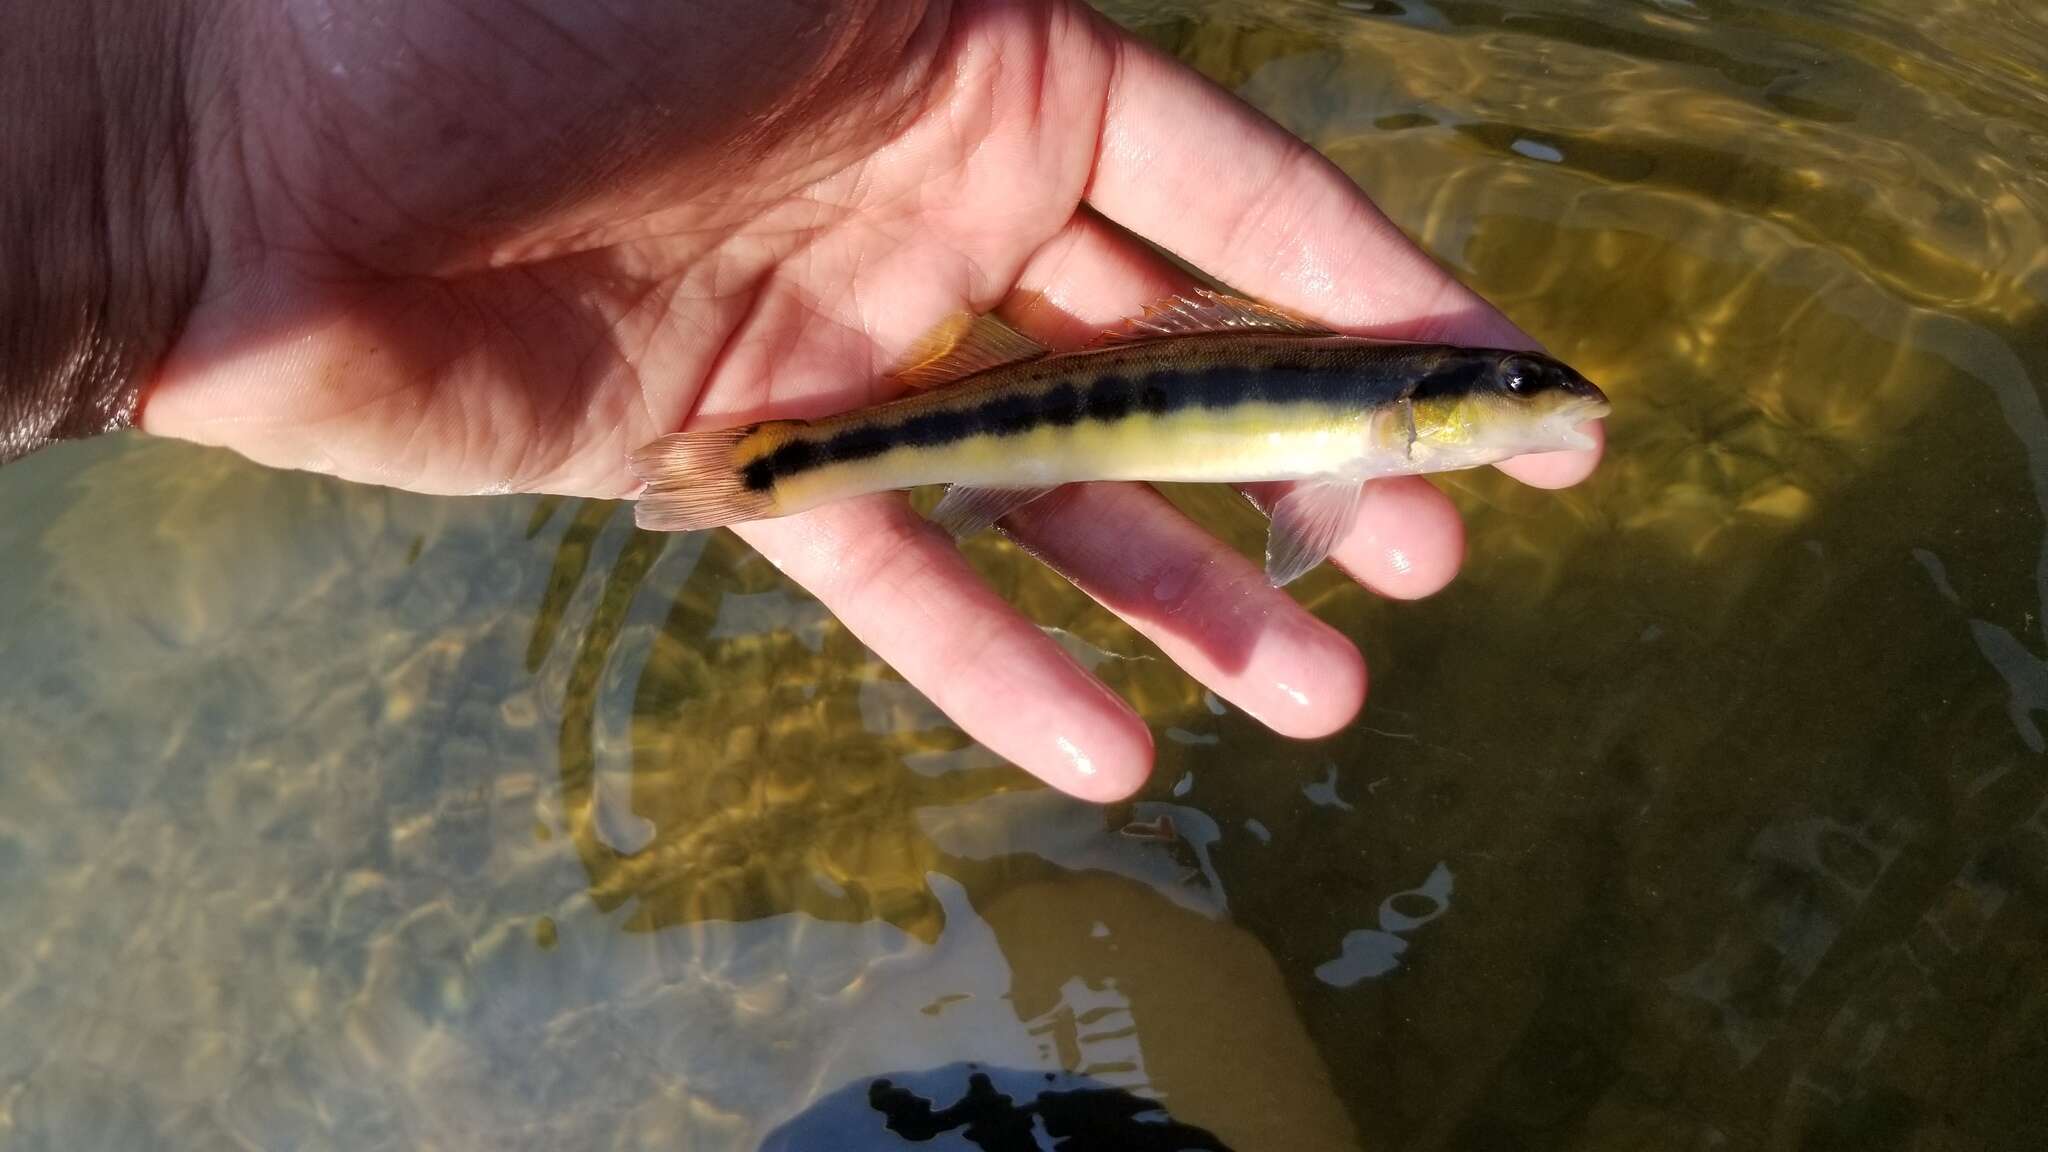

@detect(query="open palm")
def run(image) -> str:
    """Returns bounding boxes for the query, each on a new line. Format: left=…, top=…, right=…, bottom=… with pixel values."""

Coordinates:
left=144, top=0, right=1600, bottom=799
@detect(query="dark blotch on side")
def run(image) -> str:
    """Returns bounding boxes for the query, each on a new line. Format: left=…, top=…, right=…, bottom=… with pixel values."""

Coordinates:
left=1084, top=380, right=1132, bottom=422
left=1040, top=381, right=1082, bottom=426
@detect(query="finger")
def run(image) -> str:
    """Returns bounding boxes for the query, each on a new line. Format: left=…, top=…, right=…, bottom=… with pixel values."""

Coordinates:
left=1083, top=26, right=1519, bottom=341
left=1008, top=211, right=1465, bottom=601
left=1079, top=20, right=1603, bottom=483
left=734, top=495, right=1153, bottom=800
left=1005, top=481, right=1368, bottom=739
left=1494, top=419, right=1606, bottom=489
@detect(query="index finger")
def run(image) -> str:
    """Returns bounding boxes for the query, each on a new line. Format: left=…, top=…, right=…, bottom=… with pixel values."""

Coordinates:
left=1079, top=21, right=1603, bottom=482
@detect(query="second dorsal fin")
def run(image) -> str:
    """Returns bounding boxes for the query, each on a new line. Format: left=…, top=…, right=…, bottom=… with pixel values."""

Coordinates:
left=886, top=311, right=1049, bottom=389
left=1089, top=289, right=1334, bottom=347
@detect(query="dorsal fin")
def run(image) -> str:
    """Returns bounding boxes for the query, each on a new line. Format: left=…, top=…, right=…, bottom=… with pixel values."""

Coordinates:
left=886, top=311, right=1049, bottom=389
left=1089, top=289, right=1335, bottom=347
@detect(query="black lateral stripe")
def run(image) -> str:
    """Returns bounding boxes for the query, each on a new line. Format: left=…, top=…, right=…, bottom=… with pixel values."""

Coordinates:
left=741, top=347, right=1488, bottom=491
left=1407, top=357, right=1490, bottom=402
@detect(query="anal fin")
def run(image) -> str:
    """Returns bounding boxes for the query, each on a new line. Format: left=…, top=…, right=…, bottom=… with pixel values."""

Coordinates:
left=930, top=484, right=1054, bottom=537
left=1264, top=478, right=1364, bottom=587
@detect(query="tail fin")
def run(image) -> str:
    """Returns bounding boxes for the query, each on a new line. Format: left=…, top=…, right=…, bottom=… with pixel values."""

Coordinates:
left=629, top=422, right=793, bottom=531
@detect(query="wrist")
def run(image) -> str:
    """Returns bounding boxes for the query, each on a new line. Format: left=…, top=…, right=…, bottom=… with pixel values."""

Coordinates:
left=0, top=0, right=212, bottom=464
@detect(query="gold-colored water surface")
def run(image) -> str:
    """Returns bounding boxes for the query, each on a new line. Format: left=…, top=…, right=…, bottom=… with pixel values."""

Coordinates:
left=4, top=1, right=2047, bottom=1147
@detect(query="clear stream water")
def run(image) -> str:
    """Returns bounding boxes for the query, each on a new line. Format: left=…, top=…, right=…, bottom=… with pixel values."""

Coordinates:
left=4, top=1, right=2047, bottom=1148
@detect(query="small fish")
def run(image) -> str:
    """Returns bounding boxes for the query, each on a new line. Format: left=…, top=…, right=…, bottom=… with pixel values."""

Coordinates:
left=631, top=291, right=1608, bottom=586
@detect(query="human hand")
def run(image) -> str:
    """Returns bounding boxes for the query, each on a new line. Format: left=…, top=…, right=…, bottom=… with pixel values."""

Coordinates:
left=136, top=0, right=1601, bottom=799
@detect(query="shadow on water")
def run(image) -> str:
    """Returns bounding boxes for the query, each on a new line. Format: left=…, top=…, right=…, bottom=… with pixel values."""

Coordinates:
left=516, top=498, right=1367, bottom=1148
left=762, top=1063, right=1230, bottom=1151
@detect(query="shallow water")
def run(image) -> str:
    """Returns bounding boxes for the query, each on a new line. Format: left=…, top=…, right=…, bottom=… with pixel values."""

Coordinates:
left=4, top=0, right=2047, bottom=1147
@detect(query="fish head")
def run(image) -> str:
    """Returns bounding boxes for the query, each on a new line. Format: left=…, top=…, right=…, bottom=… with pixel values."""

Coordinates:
left=1484, top=351, right=1609, bottom=451
left=1396, top=349, right=1607, bottom=468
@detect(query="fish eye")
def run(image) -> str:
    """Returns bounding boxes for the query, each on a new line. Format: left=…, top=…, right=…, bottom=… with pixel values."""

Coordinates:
left=1500, top=356, right=1540, bottom=394
left=1499, top=354, right=1570, bottom=397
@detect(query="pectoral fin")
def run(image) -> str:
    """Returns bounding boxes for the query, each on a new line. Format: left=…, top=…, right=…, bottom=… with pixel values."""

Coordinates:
left=930, top=484, right=1055, bottom=537
left=1264, top=478, right=1364, bottom=587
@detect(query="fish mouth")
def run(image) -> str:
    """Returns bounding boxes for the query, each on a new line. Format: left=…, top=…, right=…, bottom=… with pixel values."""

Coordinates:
left=1543, top=396, right=1611, bottom=452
